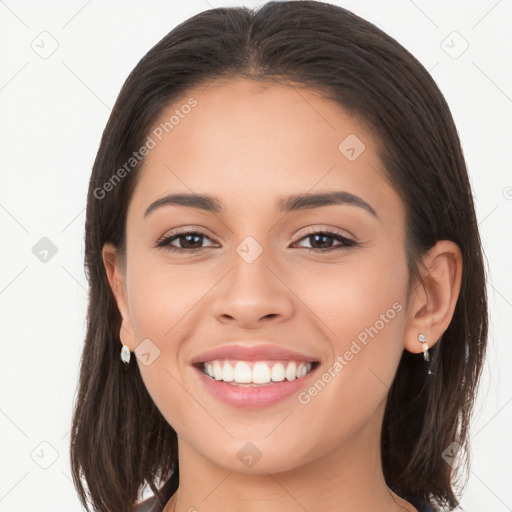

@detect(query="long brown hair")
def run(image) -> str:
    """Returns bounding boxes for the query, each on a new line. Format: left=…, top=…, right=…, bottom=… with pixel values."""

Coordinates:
left=70, top=2, right=488, bottom=511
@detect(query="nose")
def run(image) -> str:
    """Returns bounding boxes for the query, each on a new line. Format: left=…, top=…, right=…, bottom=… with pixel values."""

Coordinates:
left=211, top=248, right=295, bottom=330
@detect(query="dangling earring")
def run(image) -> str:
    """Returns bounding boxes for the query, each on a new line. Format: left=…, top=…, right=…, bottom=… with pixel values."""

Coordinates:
left=417, top=333, right=429, bottom=362
left=120, top=344, right=131, bottom=365
left=418, top=333, right=434, bottom=375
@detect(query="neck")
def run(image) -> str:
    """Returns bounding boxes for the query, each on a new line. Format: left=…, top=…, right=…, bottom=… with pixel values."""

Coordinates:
left=165, top=404, right=416, bottom=512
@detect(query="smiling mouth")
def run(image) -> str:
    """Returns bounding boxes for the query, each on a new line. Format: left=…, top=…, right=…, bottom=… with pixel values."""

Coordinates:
left=197, top=359, right=319, bottom=386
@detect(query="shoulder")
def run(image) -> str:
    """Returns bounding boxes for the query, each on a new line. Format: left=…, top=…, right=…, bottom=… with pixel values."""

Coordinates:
left=132, top=495, right=163, bottom=512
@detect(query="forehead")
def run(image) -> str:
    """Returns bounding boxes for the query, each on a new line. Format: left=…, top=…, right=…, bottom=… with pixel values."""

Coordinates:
left=128, top=77, right=402, bottom=222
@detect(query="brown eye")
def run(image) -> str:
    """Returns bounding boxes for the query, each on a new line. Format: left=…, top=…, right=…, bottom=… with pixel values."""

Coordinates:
left=156, top=231, right=217, bottom=253
left=294, top=230, right=357, bottom=252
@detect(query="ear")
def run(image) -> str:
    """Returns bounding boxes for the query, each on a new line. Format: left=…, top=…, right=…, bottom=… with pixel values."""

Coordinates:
left=102, top=243, right=135, bottom=351
left=404, top=240, right=463, bottom=354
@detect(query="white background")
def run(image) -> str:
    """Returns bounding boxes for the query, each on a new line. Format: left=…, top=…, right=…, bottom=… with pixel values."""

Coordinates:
left=0, top=1, right=511, bottom=511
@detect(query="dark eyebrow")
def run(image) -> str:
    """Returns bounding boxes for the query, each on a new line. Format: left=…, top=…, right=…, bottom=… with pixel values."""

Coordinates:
left=277, top=191, right=378, bottom=218
left=144, top=193, right=224, bottom=217
left=144, top=190, right=378, bottom=218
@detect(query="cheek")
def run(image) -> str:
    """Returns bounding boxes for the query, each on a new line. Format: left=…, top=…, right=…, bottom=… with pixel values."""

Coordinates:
left=292, top=247, right=408, bottom=347
left=288, top=260, right=408, bottom=447
left=124, top=263, right=207, bottom=428
left=298, top=247, right=409, bottom=403
left=126, top=255, right=210, bottom=343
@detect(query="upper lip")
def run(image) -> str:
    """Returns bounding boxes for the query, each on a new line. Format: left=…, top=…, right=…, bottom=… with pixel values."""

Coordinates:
left=190, top=343, right=319, bottom=365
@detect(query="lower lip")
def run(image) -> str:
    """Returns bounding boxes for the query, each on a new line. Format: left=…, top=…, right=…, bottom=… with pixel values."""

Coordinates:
left=195, top=365, right=318, bottom=408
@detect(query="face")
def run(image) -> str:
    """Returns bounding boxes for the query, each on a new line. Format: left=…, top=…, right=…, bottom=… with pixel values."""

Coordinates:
left=107, top=78, right=412, bottom=474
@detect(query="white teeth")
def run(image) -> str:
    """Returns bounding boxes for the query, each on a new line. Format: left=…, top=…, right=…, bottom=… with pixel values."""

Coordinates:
left=285, top=361, right=297, bottom=381
left=222, top=362, right=235, bottom=382
left=202, top=360, right=314, bottom=384
left=252, top=362, right=271, bottom=384
left=271, top=362, right=285, bottom=382
left=213, top=360, right=223, bottom=380
left=234, top=362, right=252, bottom=383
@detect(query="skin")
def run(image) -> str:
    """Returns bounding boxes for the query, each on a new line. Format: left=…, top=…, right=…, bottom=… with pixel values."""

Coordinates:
left=103, top=78, right=462, bottom=512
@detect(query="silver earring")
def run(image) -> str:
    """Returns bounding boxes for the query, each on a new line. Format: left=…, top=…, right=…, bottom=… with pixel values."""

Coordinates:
left=418, top=334, right=434, bottom=374
left=418, top=333, right=429, bottom=362
left=120, top=345, right=131, bottom=365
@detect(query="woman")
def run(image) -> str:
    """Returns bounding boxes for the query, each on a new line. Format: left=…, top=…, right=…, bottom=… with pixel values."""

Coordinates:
left=70, top=2, right=488, bottom=511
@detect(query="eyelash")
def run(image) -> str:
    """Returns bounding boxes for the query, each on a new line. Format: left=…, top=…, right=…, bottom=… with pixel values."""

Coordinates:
left=155, top=227, right=358, bottom=254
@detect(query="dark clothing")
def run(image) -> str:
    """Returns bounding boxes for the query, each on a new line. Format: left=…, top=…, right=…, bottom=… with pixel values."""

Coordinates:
left=407, top=494, right=438, bottom=511
left=132, top=495, right=161, bottom=512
